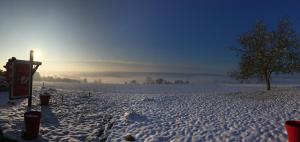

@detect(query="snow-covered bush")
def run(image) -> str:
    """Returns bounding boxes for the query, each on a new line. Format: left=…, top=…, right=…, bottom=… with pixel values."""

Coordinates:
left=123, top=111, right=147, bottom=122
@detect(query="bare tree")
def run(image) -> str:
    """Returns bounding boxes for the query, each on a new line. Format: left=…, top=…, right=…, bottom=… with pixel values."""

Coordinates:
left=231, top=18, right=300, bottom=90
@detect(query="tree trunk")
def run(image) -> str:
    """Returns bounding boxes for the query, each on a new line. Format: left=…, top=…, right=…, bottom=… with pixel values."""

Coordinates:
left=266, top=77, right=271, bottom=90
left=265, top=72, right=271, bottom=90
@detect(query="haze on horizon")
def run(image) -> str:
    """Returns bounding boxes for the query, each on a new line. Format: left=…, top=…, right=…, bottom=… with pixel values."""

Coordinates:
left=0, top=0, right=300, bottom=77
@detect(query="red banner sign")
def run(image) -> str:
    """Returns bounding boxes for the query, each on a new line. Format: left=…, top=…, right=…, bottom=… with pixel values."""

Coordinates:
left=10, top=60, right=31, bottom=99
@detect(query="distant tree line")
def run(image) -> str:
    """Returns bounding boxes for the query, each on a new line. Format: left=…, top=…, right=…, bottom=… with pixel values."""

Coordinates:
left=93, top=79, right=102, bottom=84
left=33, top=72, right=86, bottom=83
left=144, top=77, right=190, bottom=84
left=125, top=77, right=190, bottom=85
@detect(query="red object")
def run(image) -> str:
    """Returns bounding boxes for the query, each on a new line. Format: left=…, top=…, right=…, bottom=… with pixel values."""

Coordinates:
left=285, top=120, right=300, bottom=142
left=10, top=60, right=31, bottom=99
left=24, top=111, right=41, bottom=140
left=40, top=95, right=51, bottom=105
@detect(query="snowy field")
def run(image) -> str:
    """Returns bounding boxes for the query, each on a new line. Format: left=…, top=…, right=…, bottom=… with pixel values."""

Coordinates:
left=1, top=83, right=300, bottom=142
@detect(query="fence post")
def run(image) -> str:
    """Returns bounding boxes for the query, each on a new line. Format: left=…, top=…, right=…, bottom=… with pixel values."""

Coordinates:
left=28, top=50, right=34, bottom=107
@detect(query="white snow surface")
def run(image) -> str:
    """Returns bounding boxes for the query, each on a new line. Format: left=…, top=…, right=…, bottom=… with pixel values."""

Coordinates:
left=1, top=83, right=300, bottom=142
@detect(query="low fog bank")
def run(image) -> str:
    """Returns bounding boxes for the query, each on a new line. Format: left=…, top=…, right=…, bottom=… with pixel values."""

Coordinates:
left=36, top=71, right=300, bottom=85
left=37, top=71, right=234, bottom=84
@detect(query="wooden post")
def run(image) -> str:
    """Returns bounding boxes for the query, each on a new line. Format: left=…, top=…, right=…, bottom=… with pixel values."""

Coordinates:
left=28, top=50, right=34, bottom=107
left=89, top=91, right=91, bottom=97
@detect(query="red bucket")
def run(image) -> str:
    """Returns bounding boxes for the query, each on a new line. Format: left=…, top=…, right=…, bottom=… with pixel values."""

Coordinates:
left=23, top=111, right=41, bottom=140
left=285, top=120, right=300, bottom=142
left=40, top=95, right=51, bottom=105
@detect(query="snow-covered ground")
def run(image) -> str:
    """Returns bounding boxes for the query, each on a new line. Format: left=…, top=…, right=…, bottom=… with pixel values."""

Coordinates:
left=1, top=83, right=300, bottom=142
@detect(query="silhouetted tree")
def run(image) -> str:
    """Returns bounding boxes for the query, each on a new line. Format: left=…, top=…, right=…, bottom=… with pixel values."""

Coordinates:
left=130, top=80, right=137, bottom=84
left=155, top=78, right=164, bottom=84
left=174, top=80, right=185, bottom=84
left=82, top=78, right=88, bottom=83
left=164, top=81, right=173, bottom=84
left=144, top=76, right=154, bottom=84
left=94, top=79, right=102, bottom=84
left=231, top=18, right=300, bottom=90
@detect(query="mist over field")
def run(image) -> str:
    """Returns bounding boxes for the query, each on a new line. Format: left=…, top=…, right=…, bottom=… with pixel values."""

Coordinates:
left=37, top=71, right=300, bottom=85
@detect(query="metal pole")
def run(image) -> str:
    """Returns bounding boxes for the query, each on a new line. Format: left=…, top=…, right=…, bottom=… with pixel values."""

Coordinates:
left=28, top=50, right=34, bottom=107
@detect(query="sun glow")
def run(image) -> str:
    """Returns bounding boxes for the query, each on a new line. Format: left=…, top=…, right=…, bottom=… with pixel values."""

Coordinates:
left=32, top=49, right=42, bottom=61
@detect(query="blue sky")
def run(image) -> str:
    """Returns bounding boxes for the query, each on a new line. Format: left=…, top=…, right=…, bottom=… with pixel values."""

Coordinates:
left=0, top=0, right=300, bottom=74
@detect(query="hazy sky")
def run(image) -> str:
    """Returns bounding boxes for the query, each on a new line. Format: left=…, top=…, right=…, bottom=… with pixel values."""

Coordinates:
left=0, top=0, right=299, bottom=75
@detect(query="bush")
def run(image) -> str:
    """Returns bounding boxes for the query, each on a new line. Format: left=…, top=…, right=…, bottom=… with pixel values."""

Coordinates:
left=155, top=78, right=164, bottom=84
